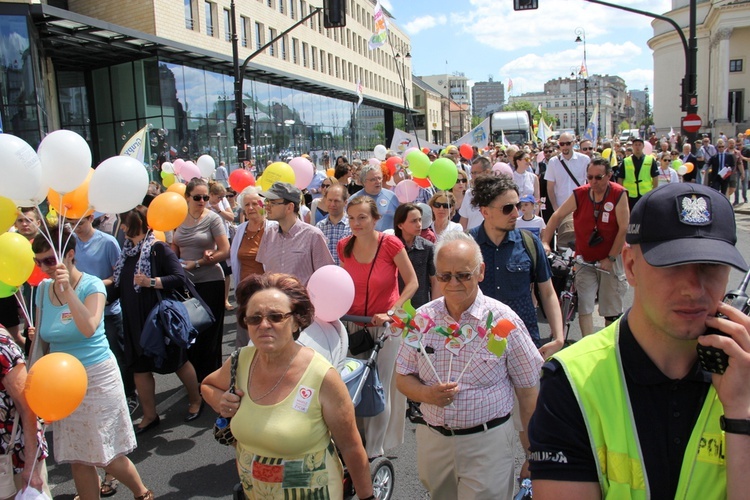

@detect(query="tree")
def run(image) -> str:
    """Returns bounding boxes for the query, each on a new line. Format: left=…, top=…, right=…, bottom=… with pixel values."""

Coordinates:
left=504, top=100, right=557, bottom=128
left=471, top=115, right=484, bottom=128
left=619, top=120, right=631, bottom=132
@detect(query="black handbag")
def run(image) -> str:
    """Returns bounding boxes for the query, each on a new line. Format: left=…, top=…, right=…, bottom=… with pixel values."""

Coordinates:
left=348, top=235, right=383, bottom=356
left=165, top=280, right=215, bottom=334
left=213, top=349, right=240, bottom=446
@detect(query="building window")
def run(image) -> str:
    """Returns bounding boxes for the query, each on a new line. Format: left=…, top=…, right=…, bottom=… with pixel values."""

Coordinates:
left=292, top=38, right=298, bottom=64
left=224, top=9, right=231, bottom=42
left=241, top=16, right=249, bottom=47
left=185, top=0, right=194, bottom=29
left=730, top=59, right=743, bottom=72
left=563, top=101, right=567, bottom=107
left=328, top=53, right=333, bottom=76
left=255, top=22, right=264, bottom=50
left=289, top=0, right=295, bottom=19
left=321, top=50, right=326, bottom=73
left=302, top=42, right=308, bottom=67
left=205, top=1, right=215, bottom=37
left=554, top=101, right=559, bottom=107
left=269, top=28, right=277, bottom=56
left=280, top=35, right=287, bottom=60
left=311, top=46, right=317, bottom=70
left=279, top=0, right=284, bottom=14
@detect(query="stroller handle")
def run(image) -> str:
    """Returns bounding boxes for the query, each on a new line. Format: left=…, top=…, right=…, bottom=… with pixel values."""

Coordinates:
left=340, top=314, right=375, bottom=324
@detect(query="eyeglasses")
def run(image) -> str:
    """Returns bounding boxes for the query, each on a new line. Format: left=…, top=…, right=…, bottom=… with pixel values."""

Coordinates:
left=321, top=183, right=332, bottom=188
left=191, top=195, right=210, bottom=202
left=587, top=174, right=607, bottom=181
left=487, top=202, right=522, bottom=215
left=265, top=200, right=288, bottom=207
left=33, top=256, right=58, bottom=267
left=717, top=146, right=725, bottom=149
left=244, top=311, right=294, bottom=326
left=436, top=263, right=481, bottom=283
left=226, top=194, right=235, bottom=198
left=433, top=202, right=451, bottom=209
left=581, top=147, right=593, bottom=151
left=662, top=158, right=672, bottom=162
left=543, top=150, right=552, bottom=154
left=456, top=178, right=468, bottom=183
left=559, top=141, right=573, bottom=146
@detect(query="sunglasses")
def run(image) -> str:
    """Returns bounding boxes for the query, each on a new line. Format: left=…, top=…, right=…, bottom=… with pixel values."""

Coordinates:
left=587, top=174, right=607, bottom=181
left=559, top=141, right=573, bottom=146
left=433, top=202, right=451, bottom=209
left=191, top=195, right=210, bottom=202
left=581, top=147, right=593, bottom=151
left=662, top=158, right=672, bottom=162
left=456, top=178, right=468, bottom=183
left=488, top=202, right=522, bottom=215
left=33, top=256, right=58, bottom=267
left=435, top=264, right=481, bottom=283
left=244, top=311, right=293, bottom=326
left=321, top=183, right=332, bottom=188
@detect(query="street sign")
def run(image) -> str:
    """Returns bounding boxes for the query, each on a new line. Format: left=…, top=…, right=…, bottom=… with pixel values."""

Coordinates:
left=682, top=114, right=702, bottom=133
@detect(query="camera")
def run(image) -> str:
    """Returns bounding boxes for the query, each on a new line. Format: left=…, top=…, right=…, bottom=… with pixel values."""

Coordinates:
left=588, top=229, right=604, bottom=247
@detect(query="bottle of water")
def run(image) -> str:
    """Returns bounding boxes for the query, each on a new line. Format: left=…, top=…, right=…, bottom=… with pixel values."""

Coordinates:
left=514, top=478, right=532, bottom=500
left=215, top=417, right=230, bottom=429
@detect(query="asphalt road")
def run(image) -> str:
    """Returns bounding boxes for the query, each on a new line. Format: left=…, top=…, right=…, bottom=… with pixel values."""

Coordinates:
left=44, top=209, right=750, bottom=499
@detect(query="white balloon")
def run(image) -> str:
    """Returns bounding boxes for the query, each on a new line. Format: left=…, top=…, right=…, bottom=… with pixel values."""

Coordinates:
left=13, top=176, right=50, bottom=208
left=196, top=155, right=216, bottom=178
left=374, top=144, right=387, bottom=161
left=161, top=162, right=174, bottom=174
left=89, top=156, right=149, bottom=213
left=37, top=130, right=92, bottom=193
left=677, top=165, right=688, bottom=175
left=0, top=134, right=43, bottom=201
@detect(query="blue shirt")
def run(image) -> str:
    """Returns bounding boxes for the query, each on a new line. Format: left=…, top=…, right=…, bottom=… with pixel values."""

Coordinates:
left=469, top=225, right=552, bottom=343
left=349, top=188, right=400, bottom=231
left=316, top=216, right=351, bottom=266
left=74, top=230, right=121, bottom=315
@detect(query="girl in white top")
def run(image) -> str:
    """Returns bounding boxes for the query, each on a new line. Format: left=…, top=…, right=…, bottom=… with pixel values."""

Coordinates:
left=511, top=150, right=540, bottom=210
left=657, top=154, right=681, bottom=186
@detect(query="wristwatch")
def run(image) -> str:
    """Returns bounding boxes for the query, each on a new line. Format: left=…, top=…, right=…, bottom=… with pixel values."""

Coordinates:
left=720, top=416, right=750, bottom=435
left=149, top=278, right=157, bottom=288
left=607, top=255, right=617, bottom=262
left=195, top=260, right=201, bottom=269
left=387, top=309, right=395, bottom=317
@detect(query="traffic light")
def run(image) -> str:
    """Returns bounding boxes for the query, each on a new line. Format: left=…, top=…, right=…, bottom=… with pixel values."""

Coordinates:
left=323, top=0, right=346, bottom=28
left=514, top=0, right=538, bottom=10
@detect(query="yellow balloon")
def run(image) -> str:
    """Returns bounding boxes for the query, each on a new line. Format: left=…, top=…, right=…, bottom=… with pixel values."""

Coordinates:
left=162, top=173, right=176, bottom=187
left=259, top=162, right=296, bottom=191
left=0, top=196, right=16, bottom=234
left=147, top=192, right=188, bottom=231
left=153, top=230, right=166, bottom=242
left=0, top=232, right=35, bottom=286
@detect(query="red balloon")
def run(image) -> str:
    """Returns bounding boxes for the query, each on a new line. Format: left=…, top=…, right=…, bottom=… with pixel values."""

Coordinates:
left=27, top=266, right=46, bottom=287
left=385, top=156, right=403, bottom=175
left=459, top=143, right=473, bottom=160
left=412, top=177, right=432, bottom=188
left=229, top=169, right=256, bottom=192
left=421, top=147, right=430, bottom=154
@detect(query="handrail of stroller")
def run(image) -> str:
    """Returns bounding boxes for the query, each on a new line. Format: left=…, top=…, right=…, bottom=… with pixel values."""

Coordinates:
left=340, top=314, right=374, bottom=324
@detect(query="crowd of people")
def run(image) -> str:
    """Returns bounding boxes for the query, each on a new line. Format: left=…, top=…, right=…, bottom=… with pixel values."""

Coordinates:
left=0, top=129, right=749, bottom=500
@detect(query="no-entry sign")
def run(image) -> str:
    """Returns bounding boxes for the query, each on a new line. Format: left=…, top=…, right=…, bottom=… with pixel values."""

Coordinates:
left=682, top=114, right=702, bottom=133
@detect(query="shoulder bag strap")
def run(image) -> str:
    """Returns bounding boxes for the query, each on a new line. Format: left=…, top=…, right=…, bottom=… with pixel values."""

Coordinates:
left=362, top=235, right=384, bottom=317
left=5, top=411, right=20, bottom=456
left=558, top=159, right=581, bottom=187
left=228, top=349, right=240, bottom=395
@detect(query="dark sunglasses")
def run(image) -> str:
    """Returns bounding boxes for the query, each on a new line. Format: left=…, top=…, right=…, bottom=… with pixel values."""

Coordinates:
left=456, top=178, right=468, bottom=183
left=435, top=264, right=481, bottom=283
left=321, top=183, right=332, bottom=188
left=433, top=202, right=451, bottom=209
left=191, top=195, right=210, bottom=202
left=488, top=202, right=522, bottom=215
left=581, top=147, right=593, bottom=151
left=559, top=141, right=573, bottom=146
left=244, top=312, right=293, bottom=326
left=33, top=256, right=58, bottom=267
left=662, top=158, right=672, bottom=162
left=587, top=174, right=607, bottom=181
left=226, top=194, right=235, bottom=198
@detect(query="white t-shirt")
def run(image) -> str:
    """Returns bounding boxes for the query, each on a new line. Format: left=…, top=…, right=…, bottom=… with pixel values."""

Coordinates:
left=516, top=215, right=546, bottom=239
left=458, top=189, right=484, bottom=230
left=657, top=167, right=680, bottom=186
left=513, top=170, right=536, bottom=199
left=544, top=152, right=590, bottom=208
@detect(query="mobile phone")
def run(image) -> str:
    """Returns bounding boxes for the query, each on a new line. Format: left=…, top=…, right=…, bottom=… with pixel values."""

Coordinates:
left=697, top=272, right=750, bottom=374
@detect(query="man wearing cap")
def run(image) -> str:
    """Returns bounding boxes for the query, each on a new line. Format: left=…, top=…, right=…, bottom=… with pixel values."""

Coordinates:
left=529, top=183, right=750, bottom=499
left=256, top=182, right=335, bottom=284
left=348, top=164, right=400, bottom=230
left=617, top=137, right=659, bottom=211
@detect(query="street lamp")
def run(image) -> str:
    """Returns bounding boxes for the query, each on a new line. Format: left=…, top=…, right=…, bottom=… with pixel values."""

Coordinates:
left=391, top=36, right=420, bottom=148
left=570, top=67, right=580, bottom=136
left=575, top=27, right=588, bottom=129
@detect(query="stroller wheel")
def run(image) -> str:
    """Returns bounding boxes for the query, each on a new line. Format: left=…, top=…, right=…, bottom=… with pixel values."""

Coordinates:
left=370, top=456, right=395, bottom=500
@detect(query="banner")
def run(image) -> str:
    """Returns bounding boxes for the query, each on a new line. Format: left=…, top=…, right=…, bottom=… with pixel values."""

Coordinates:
left=537, top=116, right=553, bottom=143
left=452, top=117, right=490, bottom=149
left=582, top=103, right=599, bottom=144
left=390, top=129, right=441, bottom=154
left=120, top=124, right=149, bottom=164
left=368, top=1, right=388, bottom=50
left=356, top=79, right=363, bottom=109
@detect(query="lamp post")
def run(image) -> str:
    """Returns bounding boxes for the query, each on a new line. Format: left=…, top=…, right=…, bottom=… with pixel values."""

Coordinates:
left=390, top=35, right=420, bottom=148
left=570, top=67, right=580, bottom=136
left=575, top=27, right=588, bottom=130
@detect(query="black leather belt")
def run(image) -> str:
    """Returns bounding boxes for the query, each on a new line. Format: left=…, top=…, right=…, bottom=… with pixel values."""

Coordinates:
left=425, top=414, right=510, bottom=437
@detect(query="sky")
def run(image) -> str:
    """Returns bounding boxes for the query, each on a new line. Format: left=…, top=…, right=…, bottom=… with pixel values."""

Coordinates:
left=380, top=0, right=672, bottom=98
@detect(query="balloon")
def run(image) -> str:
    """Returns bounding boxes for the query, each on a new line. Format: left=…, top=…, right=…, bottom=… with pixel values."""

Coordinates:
left=229, top=170, right=255, bottom=192
left=385, top=156, right=403, bottom=175
left=326, top=168, right=335, bottom=177
left=671, top=159, right=683, bottom=170
left=307, top=265, right=356, bottom=322
left=0, top=196, right=16, bottom=233
left=197, top=155, right=216, bottom=178
left=153, top=230, right=166, bottom=242
left=412, top=177, right=432, bottom=188
left=368, top=158, right=381, bottom=168
left=492, top=162, right=513, bottom=177
left=403, top=147, right=419, bottom=158
left=677, top=165, right=688, bottom=175
left=288, top=157, right=315, bottom=190
left=406, top=150, right=431, bottom=178
left=0, top=281, right=17, bottom=299
left=180, top=161, right=201, bottom=181
left=394, top=179, right=420, bottom=203
left=37, top=130, right=92, bottom=194
left=161, top=173, right=176, bottom=187
left=643, top=141, right=653, bottom=155
left=374, top=144, right=387, bottom=161
left=167, top=182, right=187, bottom=196
left=745, top=128, right=750, bottom=136
left=429, top=158, right=458, bottom=190
left=0, top=232, right=35, bottom=287
left=459, top=143, right=473, bottom=160
left=172, top=158, right=186, bottom=175
left=421, top=147, right=430, bottom=154
left=147, top=192, right=188, bottom=232
left=47, top=168, right=94, bottom=219
left=89, top=156, right=149, bottom=214
left=161, top=161, right=174, bottom=174
left=0, top=134, right=43, bottom=202
left=259, top=162, right=295, bottom=191
left=27, top=265, right=46, bottom=287
left=684, top=162, right=695, bottom=173
left=25, top=352, right=87, bottom=422
left=536, top=151, right=545, bottom=163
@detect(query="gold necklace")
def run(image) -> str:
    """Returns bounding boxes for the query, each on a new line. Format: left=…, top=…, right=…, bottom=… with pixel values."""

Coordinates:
left=248, top=349, right=299, bottom=402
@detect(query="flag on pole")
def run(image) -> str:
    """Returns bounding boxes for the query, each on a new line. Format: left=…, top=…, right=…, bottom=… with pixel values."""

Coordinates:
left=120, top=124, right=149, bottom=164
left=537, top=103, right=542, bottom=115
left=368, top=1, right=388, bottom=50
left=537, top=116, right=553, bottom=143
left=356, top=79, right=363, bottom=109
left=507, top=79, right=513, bottom=94
left=582, top=103, right=599, bottom=144
left=579, top=60, right=588, bottom=78
left=501, top=130, right=510, bottom=147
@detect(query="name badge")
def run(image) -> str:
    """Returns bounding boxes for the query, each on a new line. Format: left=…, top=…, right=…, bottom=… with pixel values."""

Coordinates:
left=292, top=386, right=315, bottom=413
left=602, top=212, right=610, bottom=223
left=60, top=309, right=73, bottom=324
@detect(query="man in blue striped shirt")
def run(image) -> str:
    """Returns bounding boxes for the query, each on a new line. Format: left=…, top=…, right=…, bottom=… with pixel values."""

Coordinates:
left=316, top=184, right=351, bottom=265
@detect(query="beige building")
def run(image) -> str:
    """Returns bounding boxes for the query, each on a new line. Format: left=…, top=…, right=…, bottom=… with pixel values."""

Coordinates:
left=449, top=100, right=471, bottom=141
left=650, top=0, right=750, bottom=137
left=413, top=76, right=445, bottom=144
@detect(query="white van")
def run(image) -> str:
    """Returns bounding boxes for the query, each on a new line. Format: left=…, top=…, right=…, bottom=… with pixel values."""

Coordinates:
left=618, top=129, right=641, bottom=142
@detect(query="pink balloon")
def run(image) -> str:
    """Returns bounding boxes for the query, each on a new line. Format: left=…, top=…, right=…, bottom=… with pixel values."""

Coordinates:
left=172, top=159, right=186, bottom=175
left=492, top=162, right=513, bottom=177
left=289, top=157, right=315, bottom=190
left=536, top=151, right=545, bottom=163
left=643, top=141, right=653, bottom=155
left=307, top=265, right=355, bottom=322
left=394, top=179, right=420, bottom=203
left=368, top=158, right=381, bottom=167
left=180, top=161, right=201, bottom=181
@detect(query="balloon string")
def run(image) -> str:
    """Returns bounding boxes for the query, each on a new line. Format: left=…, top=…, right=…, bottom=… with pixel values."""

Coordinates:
left=14, top=290, right=31, bottom=328
left=25, top=422, right=44, bottom=492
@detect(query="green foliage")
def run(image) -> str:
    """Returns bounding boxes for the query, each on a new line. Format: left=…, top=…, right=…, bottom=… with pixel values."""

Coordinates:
left=505, top=100, right=557, bottom=127
left=619, top=120, right=631, bottom=132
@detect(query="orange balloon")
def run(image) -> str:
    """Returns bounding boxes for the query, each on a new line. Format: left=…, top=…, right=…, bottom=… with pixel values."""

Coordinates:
left=166, top=182, right=186, bottom=196
left=684, top=162, right=694, bottom=173
left=326, top=168, right=335, bottom=177
left=25, top=352, right=87, bottom=422
left=153, top=230, right=166, bottom=242
left=47, top=169, right=94, bottom=219
left=147, top=192, right=188, bottom=231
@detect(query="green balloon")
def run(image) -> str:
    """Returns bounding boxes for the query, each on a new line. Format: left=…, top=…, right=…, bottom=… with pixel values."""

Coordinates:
left=0, top=281, right=17, bottom=299
left=671, top=159, right=683, bottom=170
left=406, top=150, right=431, bottom=178
left=429, top=158, right=458, bottom=190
